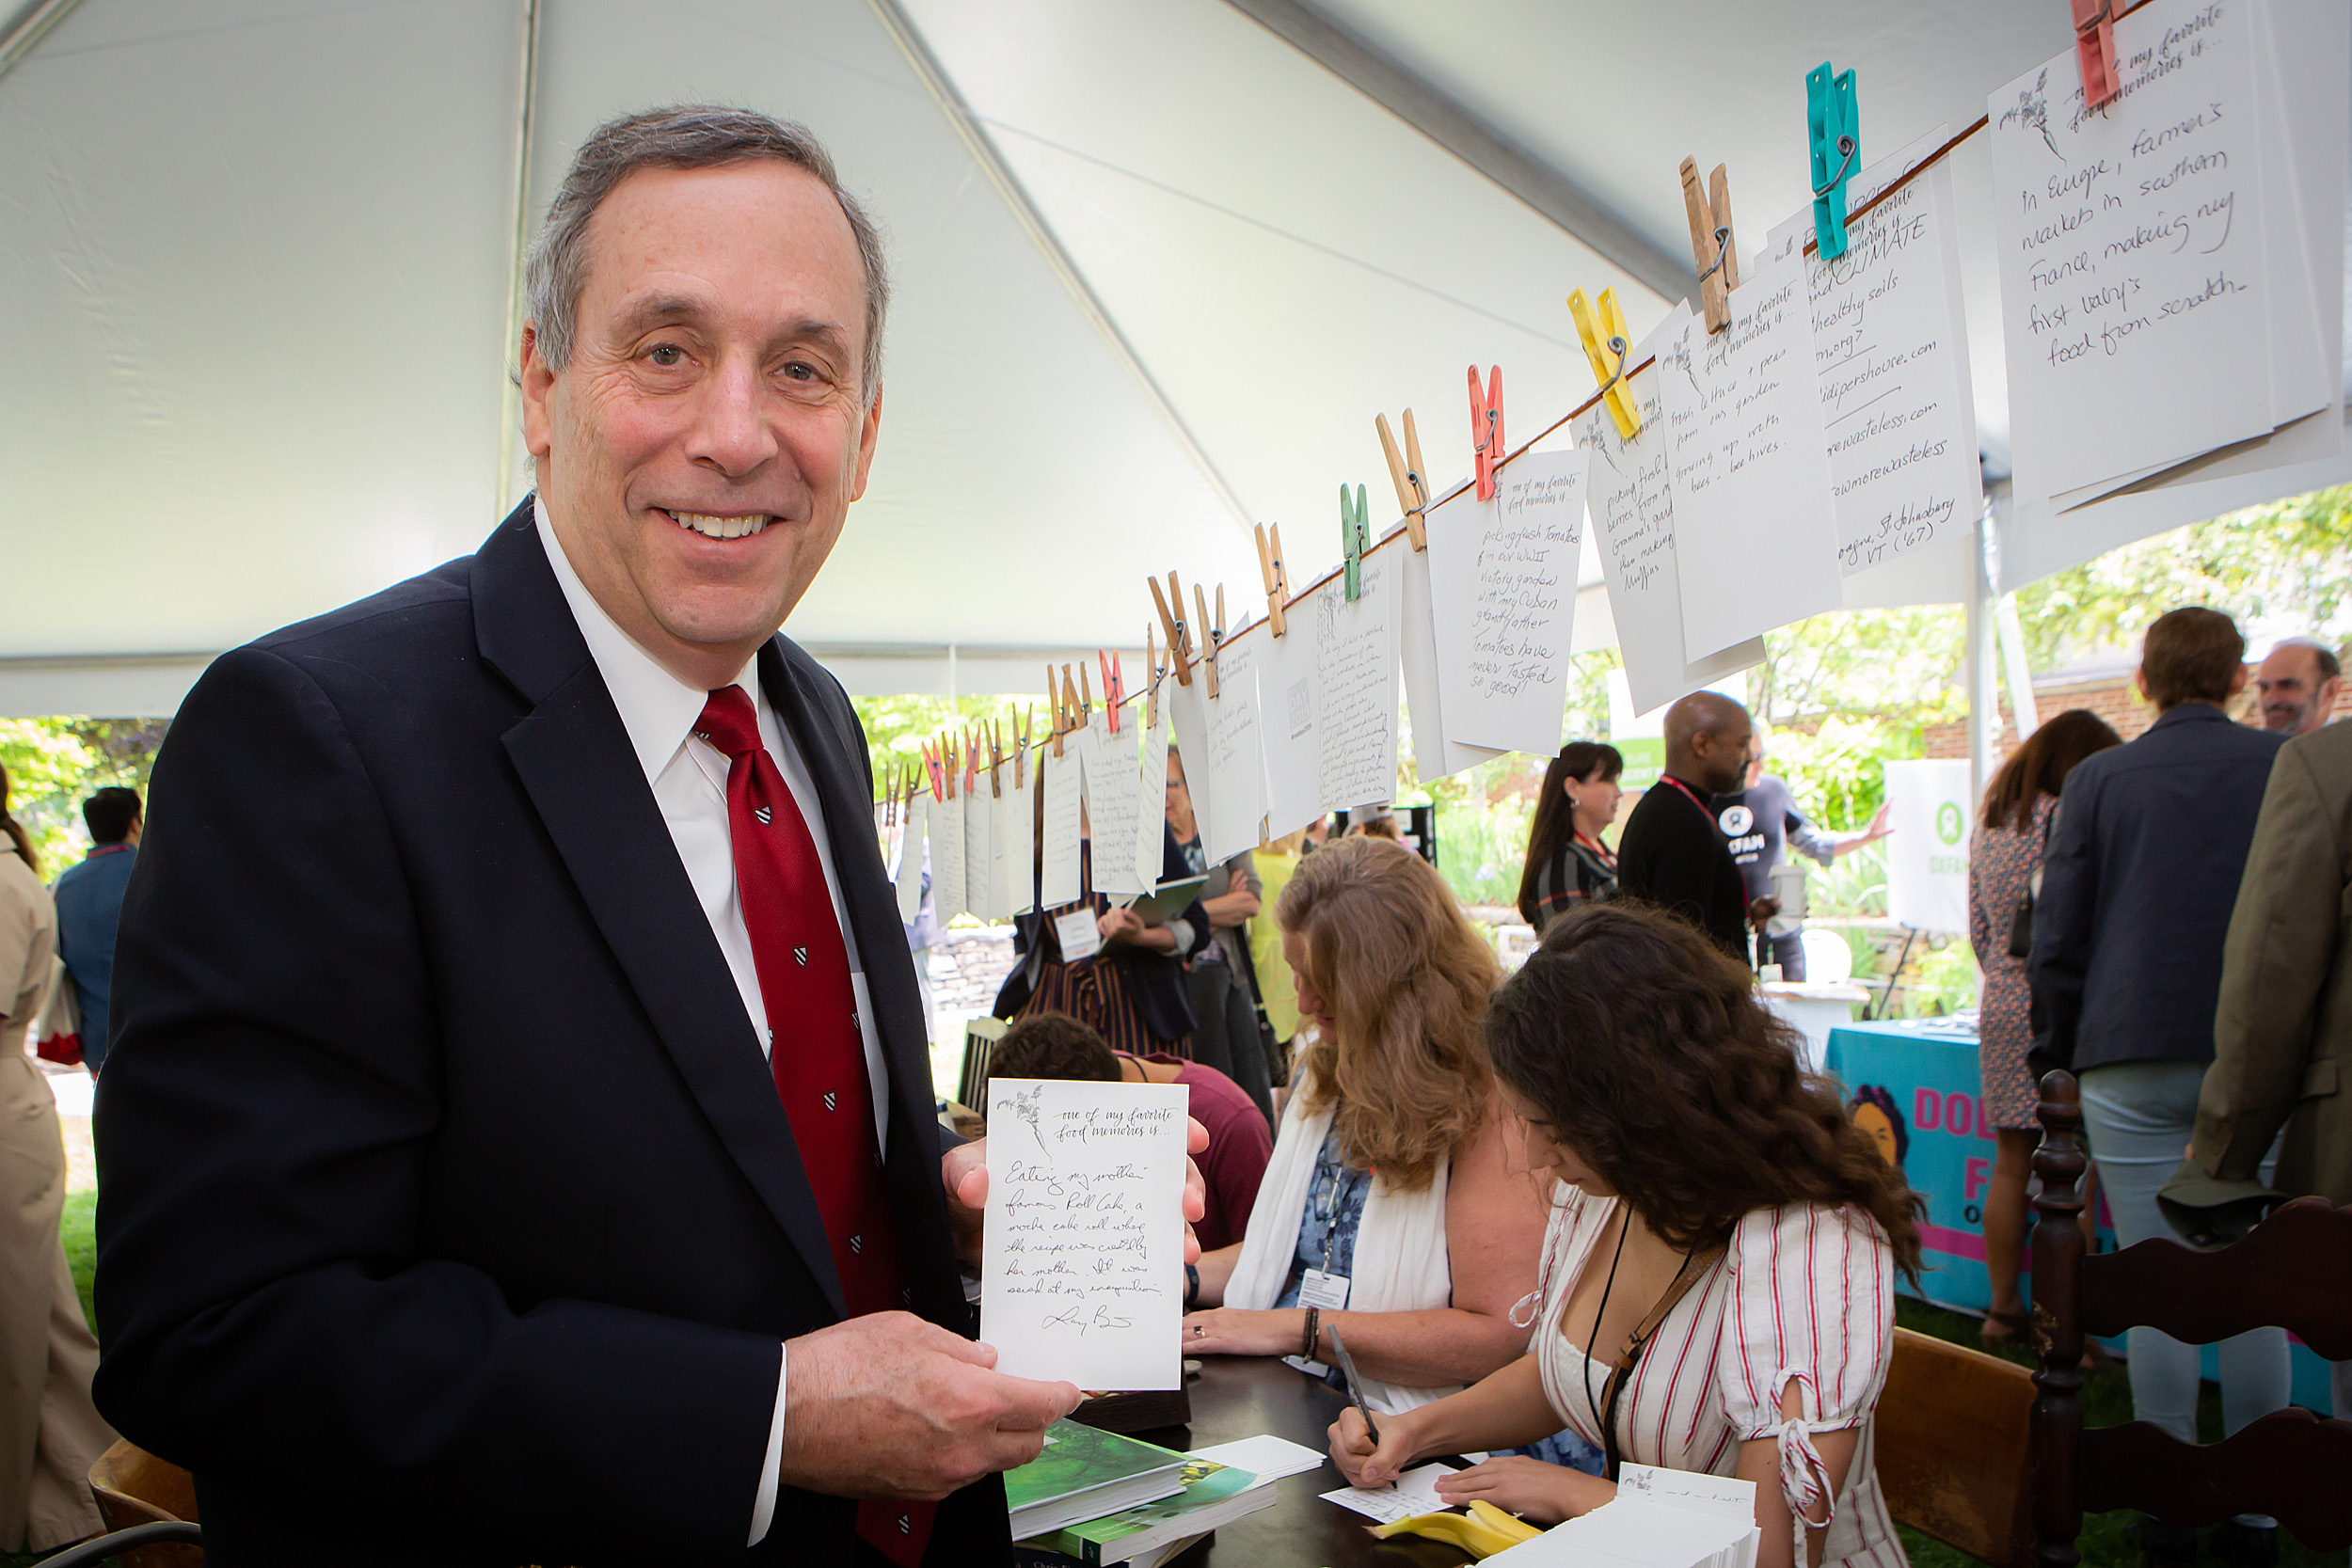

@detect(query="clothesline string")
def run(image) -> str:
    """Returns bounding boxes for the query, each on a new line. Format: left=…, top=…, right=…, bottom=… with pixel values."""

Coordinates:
left=888, top=108, right=2002, bottom=791
left=1211, top=113, right=1994, bottom=654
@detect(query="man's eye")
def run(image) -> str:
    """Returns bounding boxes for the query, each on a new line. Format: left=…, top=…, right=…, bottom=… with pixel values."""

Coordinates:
left=647, top=344, right=685, bottom=367
left=781, top=361, right=818, bottom=382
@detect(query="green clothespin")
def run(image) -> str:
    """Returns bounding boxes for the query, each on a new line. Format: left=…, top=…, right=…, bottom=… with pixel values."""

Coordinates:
left=1340, top=483, right=1369, bottom=602
left=1806, top=61, right=1859, bottom=261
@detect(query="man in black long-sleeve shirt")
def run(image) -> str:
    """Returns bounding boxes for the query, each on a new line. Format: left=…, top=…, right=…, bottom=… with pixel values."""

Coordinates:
left=1617, top=691, right=1770, bottom=960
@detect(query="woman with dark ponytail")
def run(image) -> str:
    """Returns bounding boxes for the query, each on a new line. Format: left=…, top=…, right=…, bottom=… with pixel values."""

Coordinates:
left=1516, top=742, right=1624, bottom=933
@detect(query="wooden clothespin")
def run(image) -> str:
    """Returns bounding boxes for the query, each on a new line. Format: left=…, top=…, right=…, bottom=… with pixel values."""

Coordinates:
left=1189, top=583, right=1220, bottom=700
left=1467, top=367, right=1505, bottom=501
left=1145, top=626, right=1164, bottom=730
left=1254, top=522, right=1291, bottom=637
left=1680, top=158, right=1740, bottom=333
left=1148, top=571, right=1193, bottom=686
left=1078, top=660, right=1094, bottom=727
left=1375, top=410, right=1429, bottom=550
left=1060, top=666, right=1085, bottom=744
left=1012, top=705, right=1034, bottom=788
left=1044, top=664, right=1064, bottom=759
left=1806, top=63, right=1860, bottom=261
left=1566, top=289, right=1641, bottom=440
left=987, top=721, right=1005, bottom=798
left=1340, top=483, right=1370, bottom=602
left=1098, top=650, right=1126, bottom=734
left=2072, top=0, right=2122, bottom=109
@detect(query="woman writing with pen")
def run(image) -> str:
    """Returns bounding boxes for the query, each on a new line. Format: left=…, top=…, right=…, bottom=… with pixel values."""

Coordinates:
left=1330, top=901, right=1921, bottom=1568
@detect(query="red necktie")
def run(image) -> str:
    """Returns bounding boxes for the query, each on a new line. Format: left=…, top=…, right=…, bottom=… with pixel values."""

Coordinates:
left=695, top=687, right=931, bottom=1566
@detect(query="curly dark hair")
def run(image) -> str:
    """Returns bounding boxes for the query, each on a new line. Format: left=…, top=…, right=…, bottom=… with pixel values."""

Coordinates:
left=1486, top=901, right=1923, bottom=1281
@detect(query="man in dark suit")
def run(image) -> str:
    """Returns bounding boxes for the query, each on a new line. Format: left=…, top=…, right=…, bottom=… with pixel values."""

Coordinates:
left=2029, top=606, right=2287, bottom=1568
left=94, top=105, right=1199, bottom=1567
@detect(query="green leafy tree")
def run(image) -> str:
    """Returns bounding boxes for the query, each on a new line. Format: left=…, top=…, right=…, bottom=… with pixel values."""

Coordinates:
left=0, top=718, right=169, bottom=874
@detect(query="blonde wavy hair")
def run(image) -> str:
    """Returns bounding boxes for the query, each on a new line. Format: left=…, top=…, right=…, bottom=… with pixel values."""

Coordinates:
left=1279, top=836, right=1499, bottom=1191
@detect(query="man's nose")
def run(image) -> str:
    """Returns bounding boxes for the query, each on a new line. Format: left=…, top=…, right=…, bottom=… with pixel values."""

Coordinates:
left=687, top=356, right=781, bottom=477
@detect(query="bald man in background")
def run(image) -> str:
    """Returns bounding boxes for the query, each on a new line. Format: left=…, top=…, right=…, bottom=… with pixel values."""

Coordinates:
left=1616, top=692, right=1775, bottom=961
left=2253, top=639, right=2341, bottom=736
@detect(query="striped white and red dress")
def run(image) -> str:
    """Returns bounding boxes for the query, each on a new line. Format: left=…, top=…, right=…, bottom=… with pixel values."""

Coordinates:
left=1534, top=1187, right=1907, bottom=1568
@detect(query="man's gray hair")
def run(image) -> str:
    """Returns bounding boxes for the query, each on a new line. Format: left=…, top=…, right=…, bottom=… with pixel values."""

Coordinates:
left=523, top=104, right=889, bottom=404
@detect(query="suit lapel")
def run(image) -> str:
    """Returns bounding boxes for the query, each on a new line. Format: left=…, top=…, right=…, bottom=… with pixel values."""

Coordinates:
left=475, top=506, right=848, bottom=1318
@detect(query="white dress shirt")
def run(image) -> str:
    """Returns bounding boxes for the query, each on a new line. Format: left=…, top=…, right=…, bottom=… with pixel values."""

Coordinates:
left=536, top=500, right=891, bottom=1545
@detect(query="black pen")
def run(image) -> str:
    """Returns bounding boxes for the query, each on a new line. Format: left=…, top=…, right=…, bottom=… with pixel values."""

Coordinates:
left=1327, top=1323, right=1381, bottom=1448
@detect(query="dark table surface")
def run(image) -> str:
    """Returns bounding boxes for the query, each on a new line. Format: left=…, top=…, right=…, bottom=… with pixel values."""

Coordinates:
left=1133, top=1356, right=1473, bottom=1568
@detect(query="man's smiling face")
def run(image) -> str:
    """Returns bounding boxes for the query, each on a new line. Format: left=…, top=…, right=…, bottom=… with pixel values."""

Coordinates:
left=520, top=158, right=881, bottom=688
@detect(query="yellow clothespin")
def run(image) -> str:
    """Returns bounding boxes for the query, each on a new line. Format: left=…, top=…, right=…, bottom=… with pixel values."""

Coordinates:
left=1149, top=571, right=1193, bottom=686
left=1680, top=158, right=1740, bottom=334
left=1567, top=288, right=1642, bottom=440
left=1375, top=410, right=1429, bottom=551
left=1254, top=522, right=1290, bottom=638
left=1193, top=583, right=1221, bottom=701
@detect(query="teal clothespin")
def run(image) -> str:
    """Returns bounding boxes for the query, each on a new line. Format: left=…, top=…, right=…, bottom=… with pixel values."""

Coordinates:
left=1340, top=483, right=1369, bottom=602
left=1806, top=62, right=1859, bottom=261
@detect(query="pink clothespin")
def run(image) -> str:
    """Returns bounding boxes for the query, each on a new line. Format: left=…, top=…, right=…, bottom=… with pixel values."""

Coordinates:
left=1468, top=365, right=1505, bottom=501
left=920, top=740, right=946, bottom=803
left=2072, top=0, right=2121, bottom=109
left=1099, top=650, right=1126, bottom=735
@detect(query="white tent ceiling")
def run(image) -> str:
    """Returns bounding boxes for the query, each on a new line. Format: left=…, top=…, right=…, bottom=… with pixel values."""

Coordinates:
left=2, top=0, right=2345, bottom=715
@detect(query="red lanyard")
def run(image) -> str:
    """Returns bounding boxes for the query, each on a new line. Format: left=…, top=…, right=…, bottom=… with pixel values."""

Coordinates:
left=1658, top=775, right=1712, bottom=820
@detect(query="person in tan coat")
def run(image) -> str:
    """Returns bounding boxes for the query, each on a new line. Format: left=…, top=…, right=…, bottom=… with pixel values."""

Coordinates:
left=2185, top=718, right=2352, bottom=1416
left=0, top=764, right=118, bottom=1553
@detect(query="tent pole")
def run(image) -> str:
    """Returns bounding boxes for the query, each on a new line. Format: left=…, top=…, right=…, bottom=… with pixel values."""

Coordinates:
left=0, top=0, right=86, bottom=87
left=865, top=0, right=1254, bottom=531
left=494, top=0, right=543, bottom=516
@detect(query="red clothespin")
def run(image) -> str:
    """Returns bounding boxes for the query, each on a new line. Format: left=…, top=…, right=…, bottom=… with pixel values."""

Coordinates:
left=920, top=740, right=946, bottom=803
left=962, top=729, right=979, bottom=798
left=2072, top=0, right=2122, bottom=109
left=1468, top=366, right=1505, bottom=501
left=1099, top=650, right=1126, bottom=734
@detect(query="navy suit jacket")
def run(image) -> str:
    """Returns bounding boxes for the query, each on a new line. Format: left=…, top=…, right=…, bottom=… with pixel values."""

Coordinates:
left=2028, top=703, right=2284, bottom=1073
left=53, top=842, right=135, bottom=1070
left=95, top=501, right=1003, bottom=1566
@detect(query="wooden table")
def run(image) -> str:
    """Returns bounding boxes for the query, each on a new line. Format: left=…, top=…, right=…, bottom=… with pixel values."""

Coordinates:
left=1132, top=1356, right=1472, bottom=1567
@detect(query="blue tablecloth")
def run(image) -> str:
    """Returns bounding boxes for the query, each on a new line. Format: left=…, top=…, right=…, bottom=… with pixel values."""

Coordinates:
left=1823, top=1018, right=2333, bottom=1411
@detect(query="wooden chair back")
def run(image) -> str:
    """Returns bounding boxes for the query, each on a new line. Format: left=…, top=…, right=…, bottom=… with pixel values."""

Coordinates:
left=88, top=1438, right=202, bottom=1567
left=1877, top=1327, right=2033, bottom=1567
left=956, top=1014, right=1007, bottom=1113
left=2028, top=1070, right=2352, bottom=1566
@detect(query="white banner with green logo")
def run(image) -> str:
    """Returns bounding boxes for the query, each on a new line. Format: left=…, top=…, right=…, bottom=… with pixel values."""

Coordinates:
left=1883, top=759, right=1973, bottom=934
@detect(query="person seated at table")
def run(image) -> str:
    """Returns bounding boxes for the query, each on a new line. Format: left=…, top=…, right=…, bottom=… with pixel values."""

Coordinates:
left=1331, top=901, right=1924, bottom=1568
left=982, top=1010, right=1272, bottom=1253
left=1180, top=836, right=1561, bottom=1420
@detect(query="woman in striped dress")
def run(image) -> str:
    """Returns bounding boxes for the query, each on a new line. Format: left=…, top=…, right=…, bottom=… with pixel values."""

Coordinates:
left=1332, top=902, right=1923, bottom=1568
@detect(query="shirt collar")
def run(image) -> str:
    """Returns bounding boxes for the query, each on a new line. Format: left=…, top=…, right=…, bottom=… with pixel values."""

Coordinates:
left=534, top=496, right=755, bottom=786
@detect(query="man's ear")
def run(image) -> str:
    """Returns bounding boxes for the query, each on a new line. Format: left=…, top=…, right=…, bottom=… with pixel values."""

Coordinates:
left=850, top=383, right=884, bottom=502
left=2134, top=666, right=2151, bottom=704
left=519, top=324, right=556, bottom=461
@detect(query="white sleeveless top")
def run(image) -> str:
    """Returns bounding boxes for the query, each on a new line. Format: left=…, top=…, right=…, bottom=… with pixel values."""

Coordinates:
left=1533, top=1186, right=1908, bottom=1568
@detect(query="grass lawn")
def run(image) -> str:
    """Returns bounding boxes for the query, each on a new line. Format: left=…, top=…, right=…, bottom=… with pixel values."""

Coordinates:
left=9, top=1198, right=2340, bottom=1568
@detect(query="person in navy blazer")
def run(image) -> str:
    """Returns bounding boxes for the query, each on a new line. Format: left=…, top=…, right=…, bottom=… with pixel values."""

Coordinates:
left=93, top=106, right=1199, bottom=1567
left=2027, top=605, right=2289, bottom=1535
